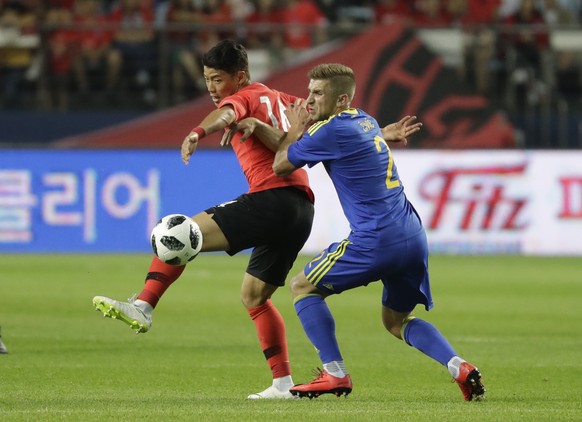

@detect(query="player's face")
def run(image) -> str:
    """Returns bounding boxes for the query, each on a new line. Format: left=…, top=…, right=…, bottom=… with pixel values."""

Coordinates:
left=306, top=79, right=339, bottom=121
left=203, top=67, right=244, bottom=106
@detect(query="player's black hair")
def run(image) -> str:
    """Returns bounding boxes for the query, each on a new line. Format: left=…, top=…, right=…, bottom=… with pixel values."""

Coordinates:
left=202, top=40, right=249, bottom=76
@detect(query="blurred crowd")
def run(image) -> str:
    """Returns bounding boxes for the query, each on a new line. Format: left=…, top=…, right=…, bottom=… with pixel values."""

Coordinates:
left=0, top=0, right=581, bottom=111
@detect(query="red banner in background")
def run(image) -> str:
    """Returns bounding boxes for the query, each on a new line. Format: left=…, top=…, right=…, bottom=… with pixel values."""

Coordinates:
left=55, top=25, right=515, bottom=149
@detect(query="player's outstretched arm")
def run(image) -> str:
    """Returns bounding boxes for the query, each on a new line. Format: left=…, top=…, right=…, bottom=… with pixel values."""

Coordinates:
left=181, top=106, right=237, bottom=165
left=381, top=115, right=422, bottom=146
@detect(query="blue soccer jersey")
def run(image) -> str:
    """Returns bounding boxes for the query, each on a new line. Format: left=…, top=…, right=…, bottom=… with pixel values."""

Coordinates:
left=287, top=108, right=424, bottom=248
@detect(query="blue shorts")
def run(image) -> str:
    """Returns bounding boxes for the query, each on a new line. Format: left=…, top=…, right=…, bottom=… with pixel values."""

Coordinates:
left=304, top=231, right=433, bottom=313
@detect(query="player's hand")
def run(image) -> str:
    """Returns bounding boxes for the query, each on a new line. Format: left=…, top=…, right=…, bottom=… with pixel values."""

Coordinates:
left=381, top=116, right=422, bottom=146
left=220, top=118, right=257, bottom=146
left=220, top=126, right=235, bottom=146
left=284, top=99, right=310, bottom=139
left=181, top=132, right=198, bottom=165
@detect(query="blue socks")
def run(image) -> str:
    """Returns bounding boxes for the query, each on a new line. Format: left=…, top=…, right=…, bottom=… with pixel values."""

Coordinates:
left=295, top=295, right=458, bottom=369
left=403, top=318, right=457, bottom=367
left=294, top=295, right=342, bottom=363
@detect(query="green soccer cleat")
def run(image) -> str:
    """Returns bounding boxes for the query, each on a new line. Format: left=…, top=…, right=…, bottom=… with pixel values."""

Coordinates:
left=93, top=295, right=152, bottom=334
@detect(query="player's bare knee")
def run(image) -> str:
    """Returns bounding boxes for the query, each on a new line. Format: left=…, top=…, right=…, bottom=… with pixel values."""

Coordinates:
left=389, top=325, right=403, bottom=339
left=240, top=288, right=269, bottom=309
left=382, top=308, right=406, bottom=340
left=240, top=276, right=277, bottom=309
left=290, top=273, right=313, bottom=298
left=382, top=318, right=403, bottom=339
left=240, top=293, right=261, bottom=309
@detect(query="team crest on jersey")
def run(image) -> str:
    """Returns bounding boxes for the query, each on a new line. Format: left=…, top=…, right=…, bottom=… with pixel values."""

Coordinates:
left=359, top=118, right=375, bottom=132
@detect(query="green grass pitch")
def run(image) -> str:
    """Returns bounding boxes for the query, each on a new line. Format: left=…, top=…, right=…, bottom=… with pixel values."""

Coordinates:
left=1, top=254, right=581, bottom=421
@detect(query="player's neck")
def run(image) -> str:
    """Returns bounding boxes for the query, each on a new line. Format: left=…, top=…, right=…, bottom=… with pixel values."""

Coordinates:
left=237, top=80, right=252, bottom=92
left=334, top=105, right=350, bottom=115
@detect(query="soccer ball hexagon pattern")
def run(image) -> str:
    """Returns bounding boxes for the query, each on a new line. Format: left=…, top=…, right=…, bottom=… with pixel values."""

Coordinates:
left=151, top=214, right=203, bottom=265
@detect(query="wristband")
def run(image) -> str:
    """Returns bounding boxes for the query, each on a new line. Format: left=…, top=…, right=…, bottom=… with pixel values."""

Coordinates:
left=189, top=127, right=206, bottom=140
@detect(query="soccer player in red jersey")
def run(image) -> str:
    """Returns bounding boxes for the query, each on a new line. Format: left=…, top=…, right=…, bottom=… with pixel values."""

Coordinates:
left=93, top=40, right=419, bottom=399
left=94, top=40, right=314, bottom=399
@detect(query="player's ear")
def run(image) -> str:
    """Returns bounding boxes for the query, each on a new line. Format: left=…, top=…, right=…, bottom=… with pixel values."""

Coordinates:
left=337, top=93, right=349, bottom=107
left=236, top=70, right=248, bottom=87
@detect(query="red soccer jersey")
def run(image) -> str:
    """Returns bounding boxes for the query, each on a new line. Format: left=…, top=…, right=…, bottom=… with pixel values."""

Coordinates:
left=218, top=82, right=314, bottom=202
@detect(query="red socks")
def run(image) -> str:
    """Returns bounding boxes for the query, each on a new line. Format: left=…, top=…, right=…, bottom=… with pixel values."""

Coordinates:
left=248, top=300, right=291, bottom=379
left=137, top=256, right=185, bottom=308
left=136, top=258, right=291, bottom=380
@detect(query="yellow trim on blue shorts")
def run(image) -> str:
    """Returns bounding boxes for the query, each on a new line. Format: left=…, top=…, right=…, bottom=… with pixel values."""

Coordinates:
left=306, top=239, right=351, bottom=286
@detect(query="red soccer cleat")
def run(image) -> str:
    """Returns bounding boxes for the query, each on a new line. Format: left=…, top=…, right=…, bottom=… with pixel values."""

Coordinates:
left=290, top=368, right=353, bottom=399
left=455, top=362, right=486, bottom=401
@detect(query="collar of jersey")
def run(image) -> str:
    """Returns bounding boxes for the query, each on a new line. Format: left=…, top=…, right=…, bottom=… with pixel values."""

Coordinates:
left=335, top=108, right=358, bottom=117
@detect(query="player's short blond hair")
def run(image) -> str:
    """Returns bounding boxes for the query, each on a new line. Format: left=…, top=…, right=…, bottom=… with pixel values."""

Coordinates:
left=308, top=64, right=356, bottom=101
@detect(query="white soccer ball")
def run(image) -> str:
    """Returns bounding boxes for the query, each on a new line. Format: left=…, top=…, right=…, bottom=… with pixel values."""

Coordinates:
left=151, top=214, right=203, bottom=265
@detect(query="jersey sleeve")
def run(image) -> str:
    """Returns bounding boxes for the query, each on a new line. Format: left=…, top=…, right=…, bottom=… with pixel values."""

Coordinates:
left=219, top=94, right=250, bottom=121
left=287, top=123, right=340, bottom=168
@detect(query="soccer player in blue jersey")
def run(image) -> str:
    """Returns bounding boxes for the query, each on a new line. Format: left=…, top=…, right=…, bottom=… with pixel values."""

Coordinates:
left=267, top=63, right=485, bottom=401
